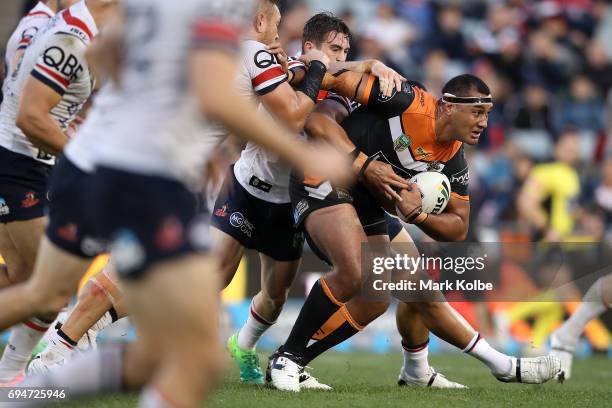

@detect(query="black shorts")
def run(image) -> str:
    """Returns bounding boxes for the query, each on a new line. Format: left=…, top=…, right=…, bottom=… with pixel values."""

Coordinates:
left=289, top=171, right=388, bottom=237
left=88, top=166, right=210, bottom=280
left=211, top=166, right=304, bottom=261
left=46, top=156, right=104, bottom=258
left=0, top=146, right=51, bottom=223
left=385, top=213, right=404, bottom=241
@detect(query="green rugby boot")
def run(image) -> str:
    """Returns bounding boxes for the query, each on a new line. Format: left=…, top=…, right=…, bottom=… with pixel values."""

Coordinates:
left=227, top=332, right=264, bottom=384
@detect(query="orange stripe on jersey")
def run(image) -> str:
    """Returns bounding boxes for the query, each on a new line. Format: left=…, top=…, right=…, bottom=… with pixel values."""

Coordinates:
left=251, top=66, right=285, bottom=87
left=303, top=174, right=324, bottom=187
left=400, top=87, right=462, bottom=163
left=359, top=75, right=376, bottom=105
left=451, top=192, right=470, bottom=201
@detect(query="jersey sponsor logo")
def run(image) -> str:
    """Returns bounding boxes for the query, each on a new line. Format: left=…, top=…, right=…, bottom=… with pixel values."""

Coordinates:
left=20, top=26, right=39, bottom=44
left=229, top=211, right=244, bottom=227
left=427, top=161, right=444, bottom=172
left=56, top=223, right=78, bottom=242
left=254, top=49, right=277, bottom=69
left=41, top=46, right=84, bottom=82
left=229, top=212, right=254, bottom=237
left=155, top=216, right=185, bottom=251
left=214, top=203, right=228, bottom=218
left=111, top=229, right=145, bottom=273
left=0, top=198, right=10, bottom=216
left=293, top=199, right=309, bottom=223
left=249, top=175, right=272, bottom=192
left=393, top=133, right=412, bottom=152
left=450, top=167, right=469, bottom=186
left=414, top=146, right=431, bottom=159
left=21, top=191, right=40, bottom=208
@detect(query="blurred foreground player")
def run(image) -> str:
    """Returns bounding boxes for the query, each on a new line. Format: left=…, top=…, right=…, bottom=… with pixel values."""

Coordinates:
left=17, top=0, right=350, bottom=406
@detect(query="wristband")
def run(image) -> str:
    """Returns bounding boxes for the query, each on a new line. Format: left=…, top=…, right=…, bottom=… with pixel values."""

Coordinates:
left=358, top=155, right=377, bottom=180
left=297, top=60, right=327, bottom=103
left=349, top=148, right=360, bottom=161
left=412, top=212, right=428, bottom=225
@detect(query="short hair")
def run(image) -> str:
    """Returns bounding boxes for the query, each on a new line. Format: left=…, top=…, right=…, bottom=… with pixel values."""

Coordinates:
left=302, top=12, right=352, bottom=49
left=257, top=0, right=278, bottom=13
left=442, top=74, right=490, bottom=97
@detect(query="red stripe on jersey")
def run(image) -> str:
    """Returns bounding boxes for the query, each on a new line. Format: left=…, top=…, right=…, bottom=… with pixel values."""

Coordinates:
left=251, top=66, right=285, bottom=88
left=27, top=10, right=53, bottom=18
left=193, top=21, right=240, bottom=45
left=62, top=9, right=93, bottom=41
left=19, top=37, right=32, bottom=45
left=35, top=63, right=70, bottom=88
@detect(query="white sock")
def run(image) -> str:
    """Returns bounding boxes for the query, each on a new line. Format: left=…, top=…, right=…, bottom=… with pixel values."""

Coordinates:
left=236, top=303, right=274, bottom=350
left=464, top=333, right=512, bottom=377
left=138, top=385, right=177, bottom=408
left=20, top=344, right=123, bottom=401
left=45, top=331, right=76, bottom=361
left=555, top=278, right=608, bottom=348
left=90, top=310, right=114, bottom=334
left=0, top=318, right=51, bottom=381
left=401, top=339, right=430, bottom=379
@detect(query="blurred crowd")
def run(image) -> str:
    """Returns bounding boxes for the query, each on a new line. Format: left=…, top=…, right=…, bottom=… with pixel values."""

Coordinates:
left=279, top=0, right=612, bottom=243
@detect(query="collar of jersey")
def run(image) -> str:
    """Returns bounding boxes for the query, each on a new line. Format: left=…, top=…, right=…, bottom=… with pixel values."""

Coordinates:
left=63, top=0, right=99, bottom=41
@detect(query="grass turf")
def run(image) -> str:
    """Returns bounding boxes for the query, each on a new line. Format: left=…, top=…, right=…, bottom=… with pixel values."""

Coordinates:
left=54, top=351, right=611, bottom=408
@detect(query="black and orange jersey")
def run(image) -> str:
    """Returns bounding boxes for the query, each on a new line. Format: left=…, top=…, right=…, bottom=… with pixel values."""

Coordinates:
left=341, top=84, right=470, bottom=201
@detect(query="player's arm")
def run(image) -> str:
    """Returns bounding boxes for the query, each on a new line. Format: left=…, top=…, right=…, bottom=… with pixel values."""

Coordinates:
left=258, top=49, right=329, bottom=132
left=16, top=73, right=67, bottom=155
left=305, top=99, right=409, bottom=200
left=189, top=5, right=350, bottom=184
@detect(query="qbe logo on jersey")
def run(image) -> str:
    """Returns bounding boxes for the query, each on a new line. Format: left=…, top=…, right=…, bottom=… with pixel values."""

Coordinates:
left=230, top=212, right=254, bottom=237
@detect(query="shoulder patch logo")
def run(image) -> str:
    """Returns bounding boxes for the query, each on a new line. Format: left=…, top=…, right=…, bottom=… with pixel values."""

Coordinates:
left=393, top=133, right=413, bottom=152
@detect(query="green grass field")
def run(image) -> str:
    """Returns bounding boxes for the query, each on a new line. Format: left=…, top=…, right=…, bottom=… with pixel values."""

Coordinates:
left=56, top=352, right=611, bottom=408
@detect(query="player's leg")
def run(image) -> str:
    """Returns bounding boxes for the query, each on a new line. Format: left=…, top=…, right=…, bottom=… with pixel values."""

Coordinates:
left=0, top=218, right=53, bottom=384
left=29, top=266, right=126, bottom=374
left=550, top=273, right=612, bottom=379
left=269, top=204, right=367, bottom=391
left=211, top=227, right=245, bottom=288
left=229, top=255, right=300, bottom=384
left=122, top=254, right=224, bottom=407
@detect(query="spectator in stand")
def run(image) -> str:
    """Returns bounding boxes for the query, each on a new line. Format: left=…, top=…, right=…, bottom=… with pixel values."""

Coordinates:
left=583, top=40, right=612, bottom=97
left=429, top=3, right=469, bottom=63
left=554, top=75, right=606, bottom=135
left=518, top=130, right=582, bottom=242
left=505, top=82, right=554, bottom=135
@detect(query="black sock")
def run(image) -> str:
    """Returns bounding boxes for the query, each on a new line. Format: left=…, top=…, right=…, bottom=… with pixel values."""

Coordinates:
left=56, top=328, right=78, bottom=347
left=281, top=279, right=342, bottom=361
left=108, top=306, right=119, bottom=323
left=302, top=321, right=359, bottom=365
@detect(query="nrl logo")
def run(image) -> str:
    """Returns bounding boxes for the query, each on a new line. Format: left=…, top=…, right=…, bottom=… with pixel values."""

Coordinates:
left=427, top=161, right=443, bottom=171
left=393, top=133, right=412, bottom=152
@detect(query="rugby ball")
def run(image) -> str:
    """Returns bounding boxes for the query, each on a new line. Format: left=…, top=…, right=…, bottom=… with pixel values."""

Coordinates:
left=409, top=171, right=451, bottom=214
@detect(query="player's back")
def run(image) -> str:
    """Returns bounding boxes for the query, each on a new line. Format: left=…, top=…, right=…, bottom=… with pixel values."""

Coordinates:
left=98, top=0, right=251, bottom=187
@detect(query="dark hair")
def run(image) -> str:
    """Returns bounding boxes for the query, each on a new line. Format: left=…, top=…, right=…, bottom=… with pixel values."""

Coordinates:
left=302, top=12, right=352, bottom=49
left=442, top=74, right=490, bottom=96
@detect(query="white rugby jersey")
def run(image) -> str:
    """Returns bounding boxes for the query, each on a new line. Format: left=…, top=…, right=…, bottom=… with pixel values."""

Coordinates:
left=0, top=0, right=97, bottom=165
left=95, top=0, right=255, bottom=189
left=233, top=40, right=307, bottom=203
left=2, top=1, right=54, bottom=97
left=64, top=82, right=119, bottom=173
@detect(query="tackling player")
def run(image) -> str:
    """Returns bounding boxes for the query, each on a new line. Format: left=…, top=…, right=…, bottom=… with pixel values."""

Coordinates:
left=216, top=10, right=406, bottom=386
left=0, top=0, right=112, bottom=384
left=268, top=72, right=563, bottom=391
left=17, top=0, right=351, bottom=406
